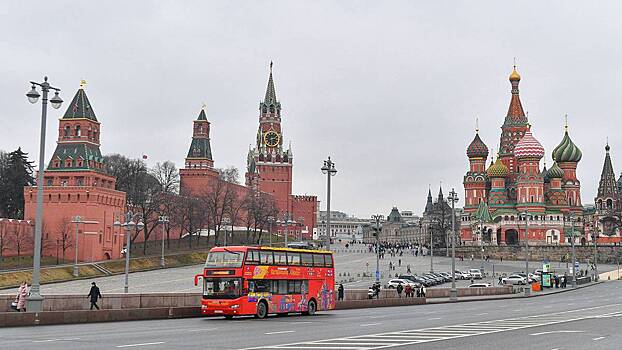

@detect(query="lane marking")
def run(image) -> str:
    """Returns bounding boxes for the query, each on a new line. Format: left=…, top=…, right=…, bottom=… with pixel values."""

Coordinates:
left=593, top=336, right=605, bottom=341
left=529, top=330, right=584, bottom=336
left=476, top=313, right=489, bottom=316
left=239, top=303, right=622, bottom=350
left=187, top=328, right=218, bottom=332
left=33, top=338, right=80, bottom=343
left=116, top=342, right=166, bottom=348
left=428, top=317, right=442, bottom=320
left=361, top=323, right=383, bottom=327
left=265, top=331, right=295, bottom=335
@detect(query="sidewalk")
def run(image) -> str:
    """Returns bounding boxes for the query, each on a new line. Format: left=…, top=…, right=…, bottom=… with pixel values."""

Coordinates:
left=427, top=280, right=603, bottom=304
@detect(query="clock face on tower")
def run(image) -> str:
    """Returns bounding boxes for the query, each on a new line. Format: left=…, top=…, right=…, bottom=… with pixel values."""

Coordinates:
left=264, top=131, right=280, bottom=147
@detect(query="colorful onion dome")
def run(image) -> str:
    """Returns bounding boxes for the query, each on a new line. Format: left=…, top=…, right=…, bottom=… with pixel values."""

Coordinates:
left=487, top=158, right=509, bottom=178
left=547, top=161, right=565, bottom=179
left=514, top=129, right=545, bottom=159
left=509, top=67, right=521, bottom=82
left=552, top=130, right=582, bottom=163
left=467, top=132, right=489, bottom=158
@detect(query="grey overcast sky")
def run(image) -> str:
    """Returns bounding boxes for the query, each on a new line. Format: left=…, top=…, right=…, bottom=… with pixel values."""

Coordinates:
left=1, top=1, right=621, bottom=218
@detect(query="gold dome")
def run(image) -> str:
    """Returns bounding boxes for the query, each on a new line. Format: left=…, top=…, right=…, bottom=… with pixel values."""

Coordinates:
left=509, top=67, right=521, bottom=82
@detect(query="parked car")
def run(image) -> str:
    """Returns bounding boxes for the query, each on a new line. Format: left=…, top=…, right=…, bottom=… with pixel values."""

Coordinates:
left=387, top=279, right=416, bottom=289
left=468, top=283, right=492, bottom=288
left=468, top=269, right=483, bottom=279
left=398, top=275, right=423, bottom=288
left=502, top=274, right=527, bottom=285
left=439, top=272, right=453, bottom=281
left=461, top=271, right=473, bottom=279
left=454, top=271, right=469, bottom=280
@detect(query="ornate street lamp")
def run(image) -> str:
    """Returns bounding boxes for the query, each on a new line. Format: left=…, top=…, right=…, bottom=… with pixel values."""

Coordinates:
left=321, top=157, right=337, bottom=250
left=26, top=77, right=62, bottom=312
left=114, top=212, right=145, bottom=293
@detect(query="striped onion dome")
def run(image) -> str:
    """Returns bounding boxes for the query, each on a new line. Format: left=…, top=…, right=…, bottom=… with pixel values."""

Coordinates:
left=487, top=158, right=509, bottom=178
left=547, top=161, right=565, bottom=179
left=552, top=130, right=582, bottom=163
left=467, top=133, right=489, bottom=158
left=514, top=129, right=545, bottom=159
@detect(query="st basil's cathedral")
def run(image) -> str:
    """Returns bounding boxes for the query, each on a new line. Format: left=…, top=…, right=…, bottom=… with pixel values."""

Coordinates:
left=460, top=67, right=585, bottom=246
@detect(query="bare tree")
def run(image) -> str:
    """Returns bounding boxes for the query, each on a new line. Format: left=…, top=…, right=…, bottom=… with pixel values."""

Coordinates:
left=202, top=168, right=239, bottom=245
left=9, top=223, right=33, bottom=267
left=56, top=217, right=73, bottom=263
left=0, top=220, right=9, bottom=266
left=151, top=161, right=180, bottom=194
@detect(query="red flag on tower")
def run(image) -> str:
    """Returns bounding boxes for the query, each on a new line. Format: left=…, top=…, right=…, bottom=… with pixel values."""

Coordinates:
left=142, top=154, right=148, bottom=160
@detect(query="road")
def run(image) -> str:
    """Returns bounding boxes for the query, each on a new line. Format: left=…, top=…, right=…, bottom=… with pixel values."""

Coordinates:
left=2, top=243, right=614, bottom=294
left=1, top=281, right=620, bottom=350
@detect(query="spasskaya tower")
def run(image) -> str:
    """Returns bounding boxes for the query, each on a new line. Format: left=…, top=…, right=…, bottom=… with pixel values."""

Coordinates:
left=246, top=62, right=294, bottom=214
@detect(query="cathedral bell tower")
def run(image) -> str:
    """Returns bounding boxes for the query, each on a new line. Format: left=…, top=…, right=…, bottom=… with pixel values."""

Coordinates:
left=246, top=63, right=293, bottom=214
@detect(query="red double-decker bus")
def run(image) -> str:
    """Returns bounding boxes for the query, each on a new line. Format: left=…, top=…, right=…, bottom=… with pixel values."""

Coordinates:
left=194, top=246, right=335, bottom=319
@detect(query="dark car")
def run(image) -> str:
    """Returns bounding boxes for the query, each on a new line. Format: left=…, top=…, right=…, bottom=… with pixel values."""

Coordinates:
left=398, top=275, right=423, bottom=288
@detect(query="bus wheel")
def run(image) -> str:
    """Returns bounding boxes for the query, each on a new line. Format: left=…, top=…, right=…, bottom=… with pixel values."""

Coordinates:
left=305, top=300, right=317, bottom=316
left=256, top=301, right=268, bottom=319
left=224, top=315, right=233, bottom=320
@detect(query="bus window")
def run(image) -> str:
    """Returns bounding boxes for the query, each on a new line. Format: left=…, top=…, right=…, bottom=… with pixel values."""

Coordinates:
left=288, top=280, right=302, bottom=294
left=273, top=251, right=287, bottom=265
left=287, top=252, right=301, bottom=265
left=312, top=253, right=325, bottom=267
left=249, top=280, right=270, bottom=293
left=260, top=251, right=274, bottom=265
left=246, top=249, right=259, bottom=264
left=324, top=254, right=333, bottom=267
left=301, top=253, right=313, bottom=266
left=204, top=278, right=241, bottom=299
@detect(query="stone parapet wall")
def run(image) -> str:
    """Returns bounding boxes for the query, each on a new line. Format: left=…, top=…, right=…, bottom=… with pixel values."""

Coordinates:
left=0, top=293, right=200, bottom=312
left=450, top=245, right=622, bottom=264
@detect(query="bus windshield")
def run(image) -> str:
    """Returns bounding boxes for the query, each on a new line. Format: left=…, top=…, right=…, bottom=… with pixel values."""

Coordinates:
left=204, top=278, right=242, bottom=299
left=205, top=250, right=244, bottom=268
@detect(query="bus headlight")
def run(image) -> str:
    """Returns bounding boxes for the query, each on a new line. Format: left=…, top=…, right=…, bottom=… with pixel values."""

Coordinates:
left=230, top=304, right=240, bottom=309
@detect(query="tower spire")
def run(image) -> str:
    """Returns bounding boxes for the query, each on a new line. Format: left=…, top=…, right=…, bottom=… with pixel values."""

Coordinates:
left=264, top=61, right=277, bottom=104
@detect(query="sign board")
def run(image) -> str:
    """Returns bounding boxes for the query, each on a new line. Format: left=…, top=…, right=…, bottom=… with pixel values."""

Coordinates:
left=375, top=270, right=380, bottom=280
left=575, top=261, right=580, bottom=268
left=542, top=273, right=552, bottom=287
left=543, top=262, right=550, bottom=273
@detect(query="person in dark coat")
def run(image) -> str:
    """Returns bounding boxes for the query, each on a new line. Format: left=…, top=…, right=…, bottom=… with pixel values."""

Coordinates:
left=396, top=283, right=403, bottom=298
left=338, top=284, right=344, bottom=300
left=87, top=282, right=102, bottom=310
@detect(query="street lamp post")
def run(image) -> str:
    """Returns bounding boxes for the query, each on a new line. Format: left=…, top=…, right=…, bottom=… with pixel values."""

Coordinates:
left=26, top=77, right=63, bottom=312
left=72, top=216, right=82, bottom=277
left=277, top=212, right=292, bottom=246
left=371, top=215, right=383, bottom=283
left=222, top=217, right=231, bottom=246
left=267, top=216, right=275, bottom=247
left=522, top=211, right=531, bottom=297
left=430, top=219, right=437, bottom=273
left=114, top=211, right=144, bottom=293
left=593, top=221, right=599, bottom=282
left=321, top=157, right=337, bottom=250
left=567, top=213, right=577, bottom=288
left=447, top=189, right=459, bottom=301
left=159, top=216, right=169, bottom=268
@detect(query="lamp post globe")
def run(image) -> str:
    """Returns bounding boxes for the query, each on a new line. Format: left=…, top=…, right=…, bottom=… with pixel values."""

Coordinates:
left=26, top=85, right=40, bottom=104
left=50, top=91, right=63, bottom=109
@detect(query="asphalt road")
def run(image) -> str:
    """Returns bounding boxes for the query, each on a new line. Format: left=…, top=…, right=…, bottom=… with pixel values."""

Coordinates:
left=1, top=281, right=621, bottom=350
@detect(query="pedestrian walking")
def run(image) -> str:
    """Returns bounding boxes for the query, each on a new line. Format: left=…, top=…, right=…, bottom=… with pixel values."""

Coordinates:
left=87, top=282, right=103, bottom=310
left=421, top=286, right=426, bottom=298
left=15, top=281, right=29, bottom=312
left=396, top=283, right=403, bottom=298
left=338, top=284, right=344, bottom=301
left=398, top=259, right=401, bottom=267
left=404, top=284, right=412, bottom=298
left=407, top=265, right=411, bottom=274
left=498, top=276, right=503, bottom=285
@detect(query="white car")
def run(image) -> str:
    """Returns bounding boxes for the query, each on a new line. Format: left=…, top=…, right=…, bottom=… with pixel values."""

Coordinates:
left=454, top=271, right=469, bottom=280
left=502, top=274, right=527, bottom=285
left=468, top=283, right=492, bottom=288
left=387, top=279, right=416, bottom=289
left=468, top=269, right=483, bottom=279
